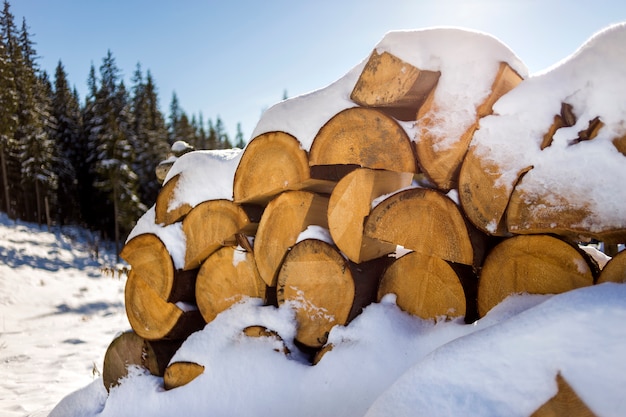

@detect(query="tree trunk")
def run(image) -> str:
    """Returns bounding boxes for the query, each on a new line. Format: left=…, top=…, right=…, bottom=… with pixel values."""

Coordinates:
left=363, top=187, right=476, bottom=266
left=254, top=190, right=330, bottom=287
left=124, top=269, right=205, bottom=341
left=308, top=107, right=418, bottom=178
left=102, top=330, right=182, bottom=391
left=531, top=373, right=597, bottom=417
left=113, top=181, right=120, bottom=261
left=477, top=235, right=596, bottom=317
left=377, top=251, right=468, bottom=321
left=350, top=50, right=441, bottom=121
left=163, top=361, right=205, bottom=390
left=597, top=249, right=626, bottom=284
left=155, top=173, right=192, bottom=225
left=327, top=167, right=413, bottom=263
left=195, top=246, right=267, bottom=324
left=181, top=199, right=251, bottom=270
left=35, top=180, right=41, bottom=227
left=233, top=131, right=334, bottom=205
left=0, top=148, right=11, bottom=218
left=276, top=239, right=386, bottom=349
left=415, top=62, right=523, bottom=191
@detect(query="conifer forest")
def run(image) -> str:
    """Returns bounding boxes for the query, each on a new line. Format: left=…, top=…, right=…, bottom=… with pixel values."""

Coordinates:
left=0, top=1, right=245, bottom=249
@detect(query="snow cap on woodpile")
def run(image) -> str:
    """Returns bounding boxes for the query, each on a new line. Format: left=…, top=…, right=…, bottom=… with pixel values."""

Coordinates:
left=251, top=26, right=527, bottom=151
left=468, top=22, right=626, bottom=238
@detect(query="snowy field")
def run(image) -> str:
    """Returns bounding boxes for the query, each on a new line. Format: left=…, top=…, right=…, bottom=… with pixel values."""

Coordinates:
left=0, top=213, right=127, bottom=416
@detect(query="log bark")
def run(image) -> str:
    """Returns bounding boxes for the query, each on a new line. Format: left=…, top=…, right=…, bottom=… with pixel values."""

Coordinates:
left=531, top=373, right=597, bottom=417
left=308, top=107, right=418, bottom=178
left=327, top=168, right=413, bottom=263
left=102, top=330, right=182, bottom=391
left=415, top=62, right=523, bottom=191
left=163, top=361, right=205, bottom=390
left=125, top=270, right=205, bottom=340
left=597, top=249, right=626, bottom=284
left=477, top=235, right=595, bottom=317
left=182, top=199, right=251, bottom=270
left=195, top=246, right=267, bottom=323
left=233, top=131, right=334, bottom=205
left=350, top=50, right=441, bottom=121
left=363, top=188, right=475, bottom=266
left=459, top=145, right=533, bottom=236
left=276, top=239, right=385, bottom=349
left=254, top=190, right=330, bottom=287
left=120, top=233, right=197, bottom=303
left=155, top=174, right=192, bottom=225
left=377, top=252, right=467, bottom=321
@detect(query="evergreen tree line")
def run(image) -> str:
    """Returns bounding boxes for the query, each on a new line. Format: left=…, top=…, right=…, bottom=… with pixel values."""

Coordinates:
left=0, top=1, right=246, bottom=248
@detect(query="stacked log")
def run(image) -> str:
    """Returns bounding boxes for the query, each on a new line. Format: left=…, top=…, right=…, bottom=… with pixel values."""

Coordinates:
left=102, top=32, right=626, bottom=394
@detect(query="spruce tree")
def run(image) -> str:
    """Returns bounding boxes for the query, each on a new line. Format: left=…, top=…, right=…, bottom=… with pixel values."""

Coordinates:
left=234, top=122, right=246, bottom=148
left=87, top=51, right=144, bottom=250
left=52, top=60, right=83, bottom=225
left=15, top=17, right=58, bottom=225
left=0, top=0, right=19, bottom=218
left=130, top=64, right=168, bottom=207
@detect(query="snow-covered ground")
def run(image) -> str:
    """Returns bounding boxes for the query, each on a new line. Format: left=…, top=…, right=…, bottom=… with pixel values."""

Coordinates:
left=0, top=213, right=127, bottom=416
left=1, top=212, right=625, bottom=417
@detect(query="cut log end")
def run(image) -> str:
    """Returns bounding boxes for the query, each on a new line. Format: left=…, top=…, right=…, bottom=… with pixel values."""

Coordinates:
left=350, top=50, right=441, bottom=121
left=415, top=61, right=523, bottom=191
left=364, top=188, right=474, bottom=265
left=277, top=239, right=355, bottom=349
left=242, top=325, right=290, bottom=355
left=327, top=168, right=413, bottom=263
left=309, top=107, right=418, bottom=176
left=196, top=246, right=266, bottom=324
left=233, top=131, right=311, bottom=205
left=125, top=271, right=205, bottom=341
left=477, top=235, right=595, bottom=317
left=163, top=361, right=205, bottom=390
left=102, top=331, right=182, bottom=391
left=378, top=252, right=466, bottom=320
left=182, top=199, right=250, bottom=270
left=531, top=373, right=597, bottom=417
left=254, top=191, right=330, bottom=287
left=597, top=249, right=626, bottom=284
left=155, top=174, right=192, bottom=225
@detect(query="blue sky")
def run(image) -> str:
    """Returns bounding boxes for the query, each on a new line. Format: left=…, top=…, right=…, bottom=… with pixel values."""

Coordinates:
left=11, top=0, right=626, bottom=142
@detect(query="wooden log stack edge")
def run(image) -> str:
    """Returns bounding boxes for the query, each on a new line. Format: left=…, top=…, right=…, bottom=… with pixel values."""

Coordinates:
left=103, top=39, right=625, bottom=396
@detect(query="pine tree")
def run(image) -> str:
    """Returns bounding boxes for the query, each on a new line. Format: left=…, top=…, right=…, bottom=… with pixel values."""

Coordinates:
left=234, top=122, right=246, bottom=148
left=0, top=0, right=19, bottom=218
left=87, top=51, right=145, bottom=251
left=214, top=116, right=231, bottom=149
left=206, top=118, right=218, bottom=149
left=167, top=92, right=181, bottom=144
left=15, top=17, right=58, bottom=225
left=130, top=64, right=168, bottom=207
left=52, top=60, right=83, bottom=225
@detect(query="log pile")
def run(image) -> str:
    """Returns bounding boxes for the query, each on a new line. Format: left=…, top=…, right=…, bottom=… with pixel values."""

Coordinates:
left=102, top=32, right=625, bottom=413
